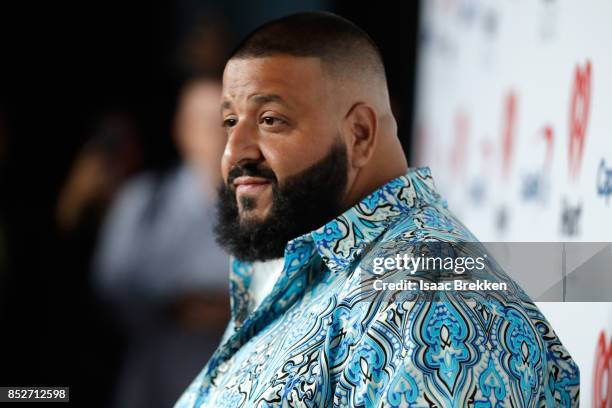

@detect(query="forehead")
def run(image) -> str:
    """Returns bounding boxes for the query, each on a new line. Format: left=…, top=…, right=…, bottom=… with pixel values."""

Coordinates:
left=222, top=56, right=327, bottom=108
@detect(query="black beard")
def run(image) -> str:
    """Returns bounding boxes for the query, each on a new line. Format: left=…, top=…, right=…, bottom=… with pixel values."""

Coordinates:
left=214, top=142, right=348, bottom=262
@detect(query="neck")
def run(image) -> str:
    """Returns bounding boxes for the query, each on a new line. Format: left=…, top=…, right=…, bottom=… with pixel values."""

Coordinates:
left=342, top=161, right=408, bottom=212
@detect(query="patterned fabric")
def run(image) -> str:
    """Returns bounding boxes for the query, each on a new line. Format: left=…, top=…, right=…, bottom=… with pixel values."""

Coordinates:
left=175, top=167, right=579, bottom=407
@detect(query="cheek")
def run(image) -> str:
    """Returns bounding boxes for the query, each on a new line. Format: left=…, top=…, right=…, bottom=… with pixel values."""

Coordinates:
left=262, top=136, right=331, bottom=181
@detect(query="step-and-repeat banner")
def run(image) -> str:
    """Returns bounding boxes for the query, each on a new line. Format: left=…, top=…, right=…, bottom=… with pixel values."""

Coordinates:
left=414, top=0, right=612, bottom=405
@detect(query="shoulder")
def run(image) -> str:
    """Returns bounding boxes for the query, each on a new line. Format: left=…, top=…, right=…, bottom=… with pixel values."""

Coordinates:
left=334, top=223, right=579, bottom=405
left=337, top=240, right=580, bottom=406
left=332, top=281, right=579, bottom=406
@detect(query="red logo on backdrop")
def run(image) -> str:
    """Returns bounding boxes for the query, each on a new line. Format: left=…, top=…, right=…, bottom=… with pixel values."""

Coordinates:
left=593, top=330, right=612, bottom=408
left=542, top=125, right=554, bottom=169
left=568, top=60, right=592, bottom=182
left=502, top=91, right=517, bottom=180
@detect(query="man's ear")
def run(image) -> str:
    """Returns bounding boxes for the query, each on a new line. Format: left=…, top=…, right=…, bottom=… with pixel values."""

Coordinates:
left=344, top=102, right=377, bottom=169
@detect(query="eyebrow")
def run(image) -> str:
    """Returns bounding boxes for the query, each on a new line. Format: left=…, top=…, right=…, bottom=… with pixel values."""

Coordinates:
left=221, top=100, right=233, bottom=111
left=249, top=94, right=290, bottom=109
left=220, top=93, right=292, bottom=112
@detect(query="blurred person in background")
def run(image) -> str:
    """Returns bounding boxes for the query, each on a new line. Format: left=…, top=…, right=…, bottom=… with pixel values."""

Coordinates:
left=93, top=76, right=230, bottom=408
left=89, top=12, right=233, bottom=406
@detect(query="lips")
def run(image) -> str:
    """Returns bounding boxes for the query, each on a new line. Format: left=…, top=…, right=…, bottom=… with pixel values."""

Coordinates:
left=233, top=176, right=271, bottom=194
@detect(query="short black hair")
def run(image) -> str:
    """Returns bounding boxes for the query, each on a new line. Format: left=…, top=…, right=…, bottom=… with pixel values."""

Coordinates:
left=229, top=11, right=386, bottom=81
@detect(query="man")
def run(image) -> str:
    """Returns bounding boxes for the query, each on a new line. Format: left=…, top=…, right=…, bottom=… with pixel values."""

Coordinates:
left=176, top=12, right=579, bottom=407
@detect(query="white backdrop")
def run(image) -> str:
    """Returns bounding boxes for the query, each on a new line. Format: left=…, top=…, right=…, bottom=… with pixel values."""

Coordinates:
left=414, top=0, right=612, bottom=405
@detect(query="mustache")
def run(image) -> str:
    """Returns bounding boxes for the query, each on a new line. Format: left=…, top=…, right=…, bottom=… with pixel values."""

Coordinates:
left=227, top=162, right=278, bottom=185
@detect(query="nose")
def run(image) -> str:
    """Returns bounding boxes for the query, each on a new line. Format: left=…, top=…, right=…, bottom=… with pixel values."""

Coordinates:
left=223, top=120, right=263, bottom=170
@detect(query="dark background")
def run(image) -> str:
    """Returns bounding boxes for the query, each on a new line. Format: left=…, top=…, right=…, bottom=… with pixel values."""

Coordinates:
left=0, top=1, right=419, bottom=406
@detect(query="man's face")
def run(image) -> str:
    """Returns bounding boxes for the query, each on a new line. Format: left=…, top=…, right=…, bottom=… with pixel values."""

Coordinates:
left=221, top=56, right=341, bottom=222
left=216, top=55, right=349, bottom=261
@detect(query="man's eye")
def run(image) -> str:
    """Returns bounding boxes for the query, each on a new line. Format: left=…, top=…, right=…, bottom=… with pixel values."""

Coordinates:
left=261, top=116, right=284, bottom=126
left=223, top=118, right=237, bottom=128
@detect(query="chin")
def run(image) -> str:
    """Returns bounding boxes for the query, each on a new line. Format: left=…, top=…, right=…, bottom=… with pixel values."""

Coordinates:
left=239, top=207, right=271, bottom=224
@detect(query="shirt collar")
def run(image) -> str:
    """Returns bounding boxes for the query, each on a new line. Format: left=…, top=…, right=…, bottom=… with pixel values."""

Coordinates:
left=228, top=166, right=444, bottom=324
left=310, top=166, right=445, bottom=273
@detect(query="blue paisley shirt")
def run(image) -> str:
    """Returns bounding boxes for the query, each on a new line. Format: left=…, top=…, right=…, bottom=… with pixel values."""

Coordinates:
left=176, top=167, right=579, bottom=407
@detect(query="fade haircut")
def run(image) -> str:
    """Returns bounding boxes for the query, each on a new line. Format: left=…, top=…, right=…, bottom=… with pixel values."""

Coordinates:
left=229, top=11, right=387, bottom=84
